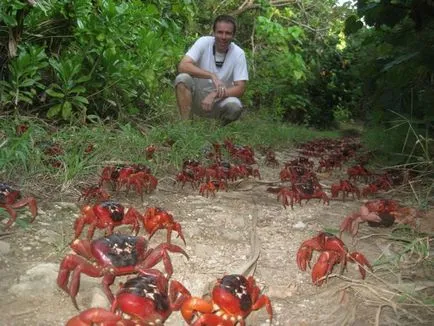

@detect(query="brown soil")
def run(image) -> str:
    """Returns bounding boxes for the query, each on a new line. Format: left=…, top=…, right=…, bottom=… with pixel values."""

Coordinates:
left=0, top=148, right=433, bottom=326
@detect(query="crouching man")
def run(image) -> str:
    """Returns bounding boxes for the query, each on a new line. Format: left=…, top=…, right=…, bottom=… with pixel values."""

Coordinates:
left=175, top=14, right=249, bottom=126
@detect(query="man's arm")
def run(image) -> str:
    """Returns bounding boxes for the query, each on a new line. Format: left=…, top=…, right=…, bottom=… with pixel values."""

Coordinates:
left=223, top=80, right=246, bottom=98
left=206, top=80, right=246, bottom=99
left=178, top=56, right=218, bottom=82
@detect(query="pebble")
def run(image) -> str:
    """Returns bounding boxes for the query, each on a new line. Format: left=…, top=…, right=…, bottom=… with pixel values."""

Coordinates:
left=293, top=221, right=306, bottom=229
left=8, top=263, right=59, bottom=295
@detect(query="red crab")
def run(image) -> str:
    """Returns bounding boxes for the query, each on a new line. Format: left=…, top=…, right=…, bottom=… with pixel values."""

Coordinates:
left=181, top=274, right=273, bottom=325
left=199, top=181, right=217, bottom=198
left=347, top=165, right=371, bottom=182
left=113, top=269, right=190, bottom=324
left=330, top=180, right=360, bottom=201
left=42, top=141, right=64, bottom=156
left=120, top=171, right=158, bottom=199
left=267, top=187, right=299, bottom=210
left=199, top=180, right=226, bottom=198
left=317, top=156, right=342, bottom=172
left=340, top=199, right=418, bottom=236
left=223, top=139, right=256, bottom=165
left=74, top=201, right=143, bottom=239
left=264, top=149, right=279, bottom=167
left=66, top=269, right=191, bottom=326
left=293, top=179, right=329, bottom=206
left=235, top=164, right=261, bottom=180
left=143, top=207, right=186, bottom=245
left=99, top=164, right=152, bottom=190
left=145, top=144, right=156, bottom=160
left=57, top=234, right=189, bottom=308
left=176, top=169, right=198, bottom=189
left=84, top=144, right=94, bottom=154
left=78, top=186, right=110, bottom=203
left=99, top=165, right=123, bottom=189
left=202, top=143, right=222, bottom=163
left=296, top=232, right=372, bottom=285
left=15, top=123, right=29, bottom=136
left=0, top=183, right=38, bottom=230
left=361, top=183, right=380, bottom=197
left=362, top=174, right=393, bottom=197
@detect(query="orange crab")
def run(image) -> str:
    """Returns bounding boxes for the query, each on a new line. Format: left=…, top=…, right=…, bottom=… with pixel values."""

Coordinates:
left=143, top=207, right=186, bottom=245
left=181, top=274, right=272, bottom=325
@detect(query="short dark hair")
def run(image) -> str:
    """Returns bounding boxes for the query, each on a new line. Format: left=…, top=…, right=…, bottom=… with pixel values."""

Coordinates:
left=213, top=15, right=237, bottom=35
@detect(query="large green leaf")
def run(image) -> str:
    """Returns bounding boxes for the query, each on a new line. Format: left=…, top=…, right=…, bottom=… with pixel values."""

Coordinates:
left=70, top=86, right=86, bottom=94
left=46, top=89, right=65, bottom=98
left=20, top=79, right=36, bottom=87
left=47, top=104, right=62, bottom=118
left=77, top=75, right=91, bottom=83
left=62, top=101, right=72, bottom=120
left=74, top=96, right=89, bottom=104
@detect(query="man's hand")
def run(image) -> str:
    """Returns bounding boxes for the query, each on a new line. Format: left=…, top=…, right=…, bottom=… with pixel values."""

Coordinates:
left=201, top=91, right=217, bottom=111
left=210, top=75, right=227, bottom=98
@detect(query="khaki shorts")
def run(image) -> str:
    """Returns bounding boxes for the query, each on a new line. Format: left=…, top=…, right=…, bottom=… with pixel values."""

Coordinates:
left=174, top=73, right=243, bottom=119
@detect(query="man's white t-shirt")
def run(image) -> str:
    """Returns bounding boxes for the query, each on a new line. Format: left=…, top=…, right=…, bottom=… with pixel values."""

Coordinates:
left=186, top=36, right=249, bottom=87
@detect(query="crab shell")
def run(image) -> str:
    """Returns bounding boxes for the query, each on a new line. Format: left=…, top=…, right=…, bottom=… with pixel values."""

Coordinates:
left=211, top=274, right=273, bottom=324
left=113, top=272, right=172, bottom=324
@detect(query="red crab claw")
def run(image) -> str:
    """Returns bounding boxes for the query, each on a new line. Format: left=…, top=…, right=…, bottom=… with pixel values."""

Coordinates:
left=135, top=243, right=189, bottom=277
left=340, top=206, right=382, bottom=237
left=348, top=252, right=372, bottom=279
left=66, top=307, right=135, bottom=326
left=339, top=213, right=358, bottom=236
left=296, top=233, right=327, bottom=271
left=148, top=221, right=186, bottom=246
left=169, top=279, right=192, bottom=309
left=181, top=297, right=214, bottom=324
left=296, top=246, right=313, bottom=271
left=192, top=314, right=234, bottom=326
left=311, top=251, right=341, bottom=285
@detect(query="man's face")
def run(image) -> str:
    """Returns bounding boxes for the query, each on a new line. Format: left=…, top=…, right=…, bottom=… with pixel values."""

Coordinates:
left=213, top=21, right=234, bottom=52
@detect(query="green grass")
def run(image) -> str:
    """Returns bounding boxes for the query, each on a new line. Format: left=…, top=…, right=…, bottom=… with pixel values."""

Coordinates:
left=373, top=225, right=432, bottom=268
left=0, top=113, right=341, bottom=189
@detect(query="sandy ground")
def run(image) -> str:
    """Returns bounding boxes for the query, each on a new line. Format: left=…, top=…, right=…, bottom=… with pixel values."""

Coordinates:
left=0, top=144, right=433, bottom=326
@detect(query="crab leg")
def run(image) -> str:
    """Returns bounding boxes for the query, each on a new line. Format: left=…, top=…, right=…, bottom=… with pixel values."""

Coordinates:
left=66, top=307, right=128, bottom=326
left=57, top=254, right=103, bottom=309
left=136, top=243, right=189, bottom=277
left=311, top=251, right=341, bottom=285
left=348, top=252, right=372, bottom=279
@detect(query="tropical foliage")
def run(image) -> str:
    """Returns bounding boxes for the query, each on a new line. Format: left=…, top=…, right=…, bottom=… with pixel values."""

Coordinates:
left=0, top=1, right=432, bottom=140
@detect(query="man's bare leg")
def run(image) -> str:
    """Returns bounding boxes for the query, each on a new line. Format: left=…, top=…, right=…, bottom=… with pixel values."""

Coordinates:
left=176, top=83, right=192, bottom=120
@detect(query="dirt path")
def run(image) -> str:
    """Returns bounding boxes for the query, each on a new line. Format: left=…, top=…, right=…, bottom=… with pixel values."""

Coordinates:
left=0, top=146, right=433, bottom=326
